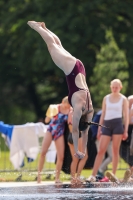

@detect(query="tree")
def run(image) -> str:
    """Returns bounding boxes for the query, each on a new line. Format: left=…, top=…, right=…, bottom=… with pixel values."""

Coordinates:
left=0, top=0, right=133, bottom=123
left=90, top=30, right=129, bottom=108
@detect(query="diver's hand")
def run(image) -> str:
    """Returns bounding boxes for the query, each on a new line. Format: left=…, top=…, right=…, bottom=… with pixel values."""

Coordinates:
left=74, top=150, right=85, bottom=159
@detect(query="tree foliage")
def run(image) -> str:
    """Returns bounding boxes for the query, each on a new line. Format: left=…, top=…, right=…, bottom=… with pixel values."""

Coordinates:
left=0, top=0, right=133, bottom=123
left=90, top=30, right=129, bottom=108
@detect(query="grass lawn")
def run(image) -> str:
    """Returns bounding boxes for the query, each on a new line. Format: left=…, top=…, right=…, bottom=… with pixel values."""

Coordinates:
left=0, top=151, right=129, bottom=182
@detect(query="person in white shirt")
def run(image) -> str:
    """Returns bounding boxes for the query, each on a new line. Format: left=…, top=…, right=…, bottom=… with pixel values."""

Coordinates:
left=86, top=79, right=129, bottom=182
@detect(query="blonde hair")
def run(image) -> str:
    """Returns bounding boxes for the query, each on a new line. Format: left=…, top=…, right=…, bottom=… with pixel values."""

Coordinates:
left=62, top=96, right=69, bottom=104
left=110, top=79, right=123, bottom=89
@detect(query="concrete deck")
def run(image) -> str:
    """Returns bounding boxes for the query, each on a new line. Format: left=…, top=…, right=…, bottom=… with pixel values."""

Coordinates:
left=0, top=181, right=70, bottom=187
left=0, top=181, right=115, bottom=188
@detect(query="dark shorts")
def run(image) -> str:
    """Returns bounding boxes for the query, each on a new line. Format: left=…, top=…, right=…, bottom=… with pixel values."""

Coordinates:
left=102, top=118, right=124, bottom=137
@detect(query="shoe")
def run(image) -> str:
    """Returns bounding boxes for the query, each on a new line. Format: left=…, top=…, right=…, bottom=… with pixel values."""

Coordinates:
left=96, top=174, right=103, bottom=181
left=105, top=171, right=119, bottom=183
left=86, top=175, right=96, bottom=183
left=123, top=169, right=131, bottom=183
left=97, top=171, right=104, bottom=178
left=100, top=176, right=109, bottom=182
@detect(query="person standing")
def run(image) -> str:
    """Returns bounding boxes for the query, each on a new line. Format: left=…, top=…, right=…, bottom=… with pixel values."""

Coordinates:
left=37, top=96, right=71, bottom=184
left=86, top=79, right=128, bottom=182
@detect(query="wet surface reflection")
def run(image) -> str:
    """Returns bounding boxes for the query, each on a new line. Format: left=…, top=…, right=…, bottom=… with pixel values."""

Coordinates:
left=0, top=183, right=133, bottom=200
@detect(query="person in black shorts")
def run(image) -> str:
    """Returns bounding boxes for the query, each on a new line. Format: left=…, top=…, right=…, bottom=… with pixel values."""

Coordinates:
left=87, top=79, right=129, bottom=182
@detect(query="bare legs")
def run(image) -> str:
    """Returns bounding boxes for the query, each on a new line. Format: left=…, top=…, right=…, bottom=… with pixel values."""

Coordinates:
left=37, top=131, right=52, bottom=183
left=97, top=141, right=112, bottom=174
left=88, top=134, right=122, bottom=179
left=27, top=21, right=76, bottom=75
left=37, top=133, right=65, bottom=183
left=91, top=135, right=111, bottom=177
left=68, top=138, right=88, bottom=184
left=112, top=134, right=122, bottom=174
left=54, top=135, right=65, bottom=183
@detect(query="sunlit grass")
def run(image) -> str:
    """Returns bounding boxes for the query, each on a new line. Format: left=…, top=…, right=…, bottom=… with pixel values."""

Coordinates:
left=0, top=151, right=129, bottom=182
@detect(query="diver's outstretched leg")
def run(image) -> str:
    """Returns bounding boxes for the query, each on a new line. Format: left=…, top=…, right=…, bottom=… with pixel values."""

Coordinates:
left=41, top=22, right=71, bottom=56
left=27, top=21, right=76, bottom=75
left=27, top=21, right=57, bottom=46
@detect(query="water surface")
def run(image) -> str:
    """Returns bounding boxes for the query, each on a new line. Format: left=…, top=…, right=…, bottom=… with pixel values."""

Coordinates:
left=0, top=183, right=133, bottom=200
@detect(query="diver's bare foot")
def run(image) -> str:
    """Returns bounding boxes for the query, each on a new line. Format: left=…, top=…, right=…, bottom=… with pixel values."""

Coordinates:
left=27, top=21, right=42, bottom=31
left=41, top=22, right=46, bottom=29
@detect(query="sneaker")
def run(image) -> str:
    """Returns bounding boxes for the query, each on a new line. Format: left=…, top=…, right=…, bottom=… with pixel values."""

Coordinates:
left=96, top=174, right=103, bottom=181
left=86, top=175, right=96, bottom=182
left=97, top=171, right=104, bottom=178
left=105, top=171, right=119, bottom=183
left=122, top=169, right=131, bottom=183
left=100, top=176, right=109, bottom=182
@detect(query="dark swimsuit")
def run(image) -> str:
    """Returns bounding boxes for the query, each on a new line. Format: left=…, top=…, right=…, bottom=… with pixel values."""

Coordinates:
left=66, top=59, right=89, bottom=108
left=66, top=60, right=108, bottom=131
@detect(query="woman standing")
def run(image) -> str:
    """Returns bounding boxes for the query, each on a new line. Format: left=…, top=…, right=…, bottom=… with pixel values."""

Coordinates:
left=87, top=79, right=128, bottom=182
left=37, top=96, right=71, bottom=184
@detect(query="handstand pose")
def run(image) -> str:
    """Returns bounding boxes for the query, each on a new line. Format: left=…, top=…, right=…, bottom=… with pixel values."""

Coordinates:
left=27, top=21, right=94, bottom=159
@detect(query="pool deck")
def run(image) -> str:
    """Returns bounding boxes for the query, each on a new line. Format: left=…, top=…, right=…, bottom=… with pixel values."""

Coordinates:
left=0, top=181, right=115, bottom=188
left=0, top=181, right=70, bottom=187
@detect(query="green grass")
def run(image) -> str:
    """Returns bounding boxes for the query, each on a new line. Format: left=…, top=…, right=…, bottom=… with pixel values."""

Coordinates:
left=0, top=167, right=128, bottom=182
left=0, top=127, right=129, bottom=182
left=0, top=134, right=130, bottom=182
left=0, top=151, right=130, bottom=182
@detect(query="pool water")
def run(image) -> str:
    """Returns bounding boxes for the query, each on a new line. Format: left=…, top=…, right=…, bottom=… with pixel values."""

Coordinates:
left=0, top=183, right=133, bottom=200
